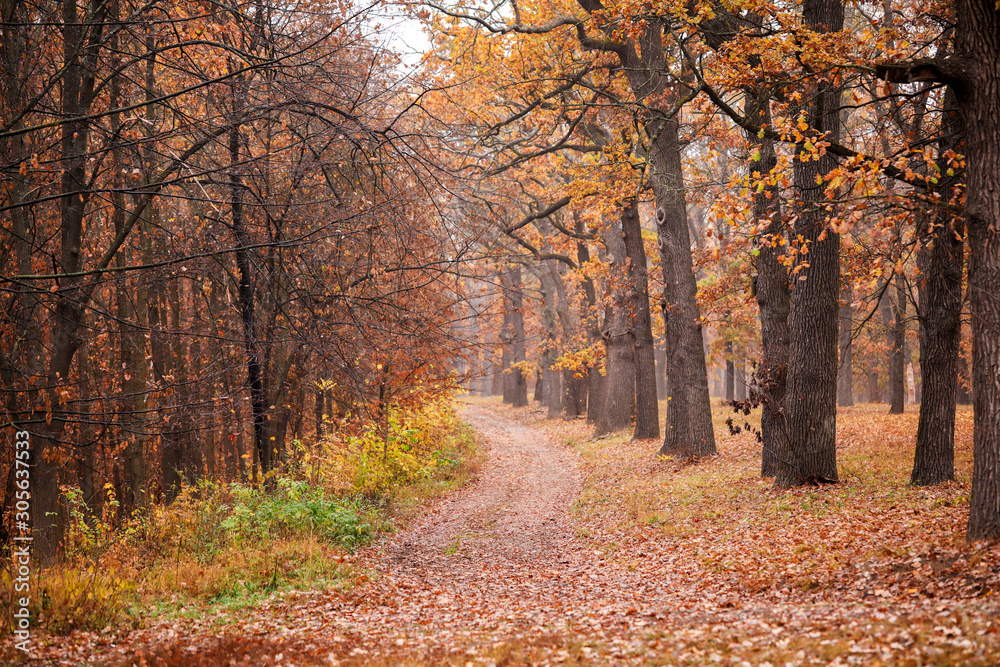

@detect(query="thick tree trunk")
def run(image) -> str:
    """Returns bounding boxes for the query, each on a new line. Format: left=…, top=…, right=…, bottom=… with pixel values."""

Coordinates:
left=595, top=212, right=636, bottom=436
left=912, top=92, right=963, bottom=486
left=955, top=0, right=1000, bottom=541
left=649, top=121, right=716, bottom=457
left=622, top=199, right=660, bottom=439
left=912, top=208, right=963, bottom=484
left=776, top=0, right=843, bottom=487
left=838, top=284, right=854, bottom=407
left=749, top=101, right=789, bottom=478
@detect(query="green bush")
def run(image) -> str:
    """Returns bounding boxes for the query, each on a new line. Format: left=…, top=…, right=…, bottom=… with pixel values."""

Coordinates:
left=220, top=478, right=371, bottom=547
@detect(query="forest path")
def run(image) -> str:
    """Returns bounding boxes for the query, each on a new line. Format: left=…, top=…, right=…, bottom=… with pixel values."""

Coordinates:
left=303, top=402, right=677, bottom=664
left=86, top=402, right=683, bottom=667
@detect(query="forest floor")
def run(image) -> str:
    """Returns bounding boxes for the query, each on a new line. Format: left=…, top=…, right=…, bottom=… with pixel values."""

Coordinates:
left=13, top=399, right=1000, bottom=666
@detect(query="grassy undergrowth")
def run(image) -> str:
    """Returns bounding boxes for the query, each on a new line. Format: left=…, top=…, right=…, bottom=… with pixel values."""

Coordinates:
left=2, top=397, right=480, bottom=635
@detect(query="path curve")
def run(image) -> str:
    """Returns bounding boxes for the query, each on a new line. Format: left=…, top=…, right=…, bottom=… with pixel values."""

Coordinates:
left=37, top=403, right=673, bottom=666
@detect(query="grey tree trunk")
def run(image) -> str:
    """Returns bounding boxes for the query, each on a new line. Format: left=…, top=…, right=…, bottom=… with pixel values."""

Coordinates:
left=649, top=121, right=716, bottom=457
left=725, top=347, right=735, bottom=403
left=621, top=199, right=660, bottom=439
left=838, top=284, right=854, bottom=407
left=502, top=264, right=529, bottom=407
left=655, top=339, right=667, bottom=400
left=595, top=212, right=636, bottom=436
left=576, top=227, right=602, bottom=424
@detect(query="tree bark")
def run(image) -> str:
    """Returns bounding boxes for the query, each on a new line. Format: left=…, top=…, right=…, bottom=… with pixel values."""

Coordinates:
left=776, top=0, right=844, bottom=487
left=228, top=76, right=269, bottom=481
left=595, top=211, right=636, bottom=436
left=912, top=90, right=963, bottom=486
left=725, top=348, right=735, bottom=403
left=838, top=284, right=854, bottom=407
left=621, top=199, right=660, bottom=439
left=30, top=0, right=110, bottom=561
left=576, top=224, right=603, bottom=424
left=912, top=213, right=962, bottom=484
left=502, top=263, right=529, bottom=407
left=649, top=120, right=716, bottom=457
left=955, top=0, right=1000, bottom=541
left=748, top=96, right=790, bottom=478
left=888, top=279, right=907, bottom=414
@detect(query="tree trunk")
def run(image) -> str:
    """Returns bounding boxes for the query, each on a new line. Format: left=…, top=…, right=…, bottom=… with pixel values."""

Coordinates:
left=954, top=0, right=1000, bottom=541
left=888, top=279, right=907, bottom=414
left=749, top=101, right=790, bottom=478
left=503, top=264, right=529, bottom=407
left=595, top=212, right=636, bottom=436
left=622, top=199, right=660, bottom=439
left=911, top=221, right=961, bottom=484
left=912, top=90, right=963, bottom=486
left=725, top=349, right=735, bottom=403
left=655, top=339, right=667, bottom=400
left=30, top=0, right=110, bottom=560
left=538, top=265, right=561, bottom=417
left=226, top=65, right=269, bottom=481
left=649, top=120, right=716, bottom=457
left=576, top=225, right=603, bottom=424
left=776, top=0, right=844, bottom=487
left=735, top=360, right=747, bottom=401
left=838, top=284, right=854, bottom=406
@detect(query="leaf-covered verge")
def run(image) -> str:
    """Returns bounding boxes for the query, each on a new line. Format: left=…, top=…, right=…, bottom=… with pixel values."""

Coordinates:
left=0, top=397, right=481, bottom=640
left=486, top=399, right=1000, bottom=666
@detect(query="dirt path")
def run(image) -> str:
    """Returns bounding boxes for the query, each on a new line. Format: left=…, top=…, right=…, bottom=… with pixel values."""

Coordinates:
left=305, top=403, right=671, bottom=663
left=88, top=403, right=680, bottom=666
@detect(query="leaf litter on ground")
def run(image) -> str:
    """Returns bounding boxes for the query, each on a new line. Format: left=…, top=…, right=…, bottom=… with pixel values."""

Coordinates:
left=10, top=399, right=1000, bottom=666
